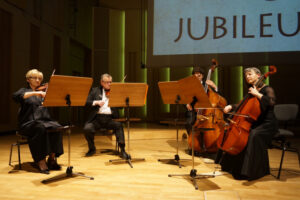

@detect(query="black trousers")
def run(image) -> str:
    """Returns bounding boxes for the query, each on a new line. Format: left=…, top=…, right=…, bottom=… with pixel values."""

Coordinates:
left=83, top=114, right=125, bottom=151
left=220, top=121, right=277, bottom=180
left=185, top=110, right=196, bottom=134
left=20, top=120, right=64, bottom=163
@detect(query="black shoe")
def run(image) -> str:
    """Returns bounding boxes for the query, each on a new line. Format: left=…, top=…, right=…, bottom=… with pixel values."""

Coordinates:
left=85, top=149, right=96, bottom=157
left=47, top=159, right=62, bottom=170
left=40, top=169, right=50, bottom=174
left=182, top=132, right=188, bottom=139
left=120, top=150, right=129, bottom=159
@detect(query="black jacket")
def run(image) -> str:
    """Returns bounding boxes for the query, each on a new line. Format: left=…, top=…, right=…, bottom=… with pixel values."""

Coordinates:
left=85, top=86, right=119, bottom=123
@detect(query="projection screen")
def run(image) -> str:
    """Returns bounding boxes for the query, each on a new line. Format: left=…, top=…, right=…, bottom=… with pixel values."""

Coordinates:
left=147, top=0, right=300, bottom=67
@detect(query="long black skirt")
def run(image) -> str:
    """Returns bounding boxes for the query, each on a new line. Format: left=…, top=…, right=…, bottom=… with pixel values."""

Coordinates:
left=220, top=121, right=277, bottom=180
left=20, top=120, right=64, bottom=162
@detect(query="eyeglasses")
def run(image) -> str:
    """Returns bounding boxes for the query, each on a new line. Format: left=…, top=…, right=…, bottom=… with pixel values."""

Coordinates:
left=29, top=77, right=43, bottom=80
left=102, top=81, right=112, bottom=84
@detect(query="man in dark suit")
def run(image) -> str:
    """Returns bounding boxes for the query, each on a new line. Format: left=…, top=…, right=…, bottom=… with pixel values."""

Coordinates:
left=83, top=73, right=128, bottom=158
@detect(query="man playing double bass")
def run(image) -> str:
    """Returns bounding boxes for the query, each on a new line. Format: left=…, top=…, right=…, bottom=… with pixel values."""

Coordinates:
left=220, top=67, right=278, bottom=180
left=185, top=67, right=218, bottom=135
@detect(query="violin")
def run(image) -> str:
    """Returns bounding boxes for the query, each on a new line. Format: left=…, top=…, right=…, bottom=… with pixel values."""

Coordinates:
left=36, top=83, right=48, bottom=91
left=35, top=69, right=55, bottom=103
left=217, top=65, right=277, bottom=155
left=105, top=89, right=110, bottom=97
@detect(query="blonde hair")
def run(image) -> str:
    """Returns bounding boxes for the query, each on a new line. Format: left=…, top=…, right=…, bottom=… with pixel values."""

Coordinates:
left=244, top=67, right=261, bottom=75
left=25, top=69, right=43, bottom=80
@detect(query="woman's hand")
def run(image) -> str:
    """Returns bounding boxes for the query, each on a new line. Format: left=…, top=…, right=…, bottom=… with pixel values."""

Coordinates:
left=248, top=86, right=263, bottom=99
left=36, top=91, right=46, bottom=98
left=23, top=91, right=46, bottom=99
left=223, top=105, right=232, bottom=113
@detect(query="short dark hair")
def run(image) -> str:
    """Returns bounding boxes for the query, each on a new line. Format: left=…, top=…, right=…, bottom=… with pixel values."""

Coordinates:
left=192, top=67, right=205, bottom=75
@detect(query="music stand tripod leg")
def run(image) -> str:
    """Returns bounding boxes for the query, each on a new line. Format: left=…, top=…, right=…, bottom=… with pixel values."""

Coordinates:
left=168, top=126, right=215, bottom=190
left=42, top=104, right=94, bottom=183
left=158, top=97, right=191, bottom=168
left=109, top=98, right=145, bottom=168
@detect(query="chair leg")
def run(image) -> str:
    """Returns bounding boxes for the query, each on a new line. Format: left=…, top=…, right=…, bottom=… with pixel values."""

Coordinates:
left=277, top=145, right=286, bottom=179
left=17, top=143, right=22, bottom=170
left=115, top=140, right=119, bottom=153
left=9, top=143, right=14, bottom=166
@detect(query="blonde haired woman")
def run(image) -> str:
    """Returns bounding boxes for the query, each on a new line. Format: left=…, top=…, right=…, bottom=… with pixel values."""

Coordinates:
left=13, top=69, right=64, bottom=174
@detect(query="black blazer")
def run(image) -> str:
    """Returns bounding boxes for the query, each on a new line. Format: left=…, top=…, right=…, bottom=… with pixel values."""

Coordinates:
left=85, top=86, right=119, bottom=124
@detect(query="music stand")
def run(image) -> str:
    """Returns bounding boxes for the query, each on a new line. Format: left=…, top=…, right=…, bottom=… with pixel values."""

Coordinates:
left=41, top=75, right=94, bottom=183
left=167, top=75, right=216, bottom=190
left=108, top=82, right=148, bottom=168
left=157, top=81, right=191, bottom=168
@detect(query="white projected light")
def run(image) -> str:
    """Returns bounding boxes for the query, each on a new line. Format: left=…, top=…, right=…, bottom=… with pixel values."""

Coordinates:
left=153, top=0, right=300, bottom=55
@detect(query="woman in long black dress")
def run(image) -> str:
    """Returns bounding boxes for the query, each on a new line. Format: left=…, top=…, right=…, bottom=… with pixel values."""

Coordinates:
left=221, top=67, right=278, bottom=180
left=13, top=69, right=64, bottom=174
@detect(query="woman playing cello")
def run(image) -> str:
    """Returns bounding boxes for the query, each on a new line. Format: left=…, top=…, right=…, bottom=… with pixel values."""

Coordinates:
left=220, top=67, right=278, bottom=180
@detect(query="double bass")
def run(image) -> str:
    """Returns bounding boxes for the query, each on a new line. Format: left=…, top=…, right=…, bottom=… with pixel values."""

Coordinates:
left=188, top=60, right=227, bottom=153
left=217, top=66, right=277, bottom=155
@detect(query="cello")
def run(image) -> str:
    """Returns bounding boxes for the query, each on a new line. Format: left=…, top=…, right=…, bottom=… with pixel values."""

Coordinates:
left=188, top=59, right=227, bottom=153
left=217, top=66, right=277, bottom=155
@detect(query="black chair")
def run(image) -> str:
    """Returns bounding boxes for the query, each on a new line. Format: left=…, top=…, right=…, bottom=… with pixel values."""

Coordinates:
left=9, top=131, right=28, bottom=169
left=271, top=104, right=300, bottom=179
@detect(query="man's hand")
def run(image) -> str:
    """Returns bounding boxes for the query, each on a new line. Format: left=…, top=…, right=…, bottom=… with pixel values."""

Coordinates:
left=186, top=104, right=192, bottom=111
left=206, top=80, right=218, bottom=91
left=93, top=100, right=105, bottom=107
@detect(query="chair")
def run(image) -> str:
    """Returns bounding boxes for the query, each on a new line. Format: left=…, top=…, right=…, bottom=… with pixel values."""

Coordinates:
left=271, top=104, right=300, bottom=179
left=96, top=128, right=119, bottom=153
left=9, top=126, right=70, bottom=170
left=8, top=131, right=28, bottom=169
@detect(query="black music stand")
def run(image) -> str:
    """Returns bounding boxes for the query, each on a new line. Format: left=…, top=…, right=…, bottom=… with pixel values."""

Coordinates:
left=167, top=75, right=216, bottom=190
left=157, top=81, right=191, bottom=168
left=41, top=75, right=94, bottom=183
left=108, top=82, right=148, bottom=168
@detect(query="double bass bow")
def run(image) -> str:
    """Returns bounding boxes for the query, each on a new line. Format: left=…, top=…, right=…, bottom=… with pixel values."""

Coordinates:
left=217, top=65, right=277, bottom=155
left=188, top=59, right=227, bottom=153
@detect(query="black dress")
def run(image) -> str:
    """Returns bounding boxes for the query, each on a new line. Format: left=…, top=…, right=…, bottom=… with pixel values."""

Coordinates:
left=13, top=87, right=64, bottom=162
left=220, top=86, right=278, bottom=180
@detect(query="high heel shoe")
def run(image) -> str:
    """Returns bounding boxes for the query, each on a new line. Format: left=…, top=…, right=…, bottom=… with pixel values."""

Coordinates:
left=37, top=160, right=50, bottom=174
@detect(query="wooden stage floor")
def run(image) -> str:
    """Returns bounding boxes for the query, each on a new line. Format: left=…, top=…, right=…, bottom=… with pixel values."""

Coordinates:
left=0, top=123, right=300, bottom=200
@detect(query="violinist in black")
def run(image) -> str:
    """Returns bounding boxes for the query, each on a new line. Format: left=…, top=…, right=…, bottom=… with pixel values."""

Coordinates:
left=12, top=69, right=63, bottom=174
left=221, top=67, right=278, bottom=180
left=83, top=73, right=128, bottom=158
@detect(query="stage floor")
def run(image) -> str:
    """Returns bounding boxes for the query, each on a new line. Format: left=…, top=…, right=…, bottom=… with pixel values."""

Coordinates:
left=0, top=123, right=300, bottom=200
